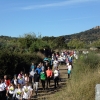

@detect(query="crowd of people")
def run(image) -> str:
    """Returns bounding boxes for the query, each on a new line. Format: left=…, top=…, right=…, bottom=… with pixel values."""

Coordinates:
left=0, top=50, right=78, bottom=100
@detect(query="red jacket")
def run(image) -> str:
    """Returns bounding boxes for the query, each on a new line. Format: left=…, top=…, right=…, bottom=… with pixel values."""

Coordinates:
left=5, top=79, right=10, bottom=90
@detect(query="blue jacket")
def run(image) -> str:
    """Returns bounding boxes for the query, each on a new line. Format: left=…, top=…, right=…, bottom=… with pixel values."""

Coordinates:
left=35, top=67, right=42, bottom=75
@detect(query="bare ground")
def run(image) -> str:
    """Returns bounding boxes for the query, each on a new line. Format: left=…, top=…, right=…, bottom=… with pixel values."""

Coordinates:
left=31, top=64, right=68, bottom=100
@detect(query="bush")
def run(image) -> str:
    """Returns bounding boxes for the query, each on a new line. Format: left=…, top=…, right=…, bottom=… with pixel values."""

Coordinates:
left=81, top=52, right=100, bottom=69
left=0, top=50, right=42, bottom=78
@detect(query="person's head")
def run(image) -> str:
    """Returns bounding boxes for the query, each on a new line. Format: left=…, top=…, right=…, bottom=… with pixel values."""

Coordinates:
left=4, top=75, right=8, bottom=80
left=4, top=75, right=7, bottom=79
left=20, top=71, right=23, bottom=75
left=14, top=74, right=17, bottom=79
left=38, top=63, right=41, bottom=67
left=47, top=67, right=50, bottom=70
left=25, top=73, right=28, bottom=77
left=37, top=65, right=39, bottom=68
left=32, top=62, right=34, bottom=65
left=19, top=74, right=22, bottom=79
left=17, top=83, right=21, bottom=88
left=24, top=73, right=27, bottom=77
left=41, top=63, right=44, bottom=66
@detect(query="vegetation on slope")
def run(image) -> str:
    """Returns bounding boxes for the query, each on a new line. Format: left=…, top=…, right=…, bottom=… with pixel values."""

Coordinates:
left=48, top=51, right=100, bottom=100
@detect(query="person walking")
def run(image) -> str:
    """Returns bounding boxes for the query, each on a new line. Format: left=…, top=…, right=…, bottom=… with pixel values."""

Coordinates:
left=30, top=62, right=35, bottom=72
left=67, top=62, right=72, bottom=78
left=46, top=67, right=53, bottom=89
left=53, top=67, right=59, bottom=89
left=22, top=82, right=33, bottom=100
left=53, top=58, right=59, bottom=70
left=40, top=69, right=46, bottom=90
left=33, top=70, right=40, bottom=96
left=29, top=68, right=35, bottom=86
left=13, top=83, right=23, bottom=100
left=0, top=79, right=7, bottom=100
left=6, top=82, right=15, bottom=100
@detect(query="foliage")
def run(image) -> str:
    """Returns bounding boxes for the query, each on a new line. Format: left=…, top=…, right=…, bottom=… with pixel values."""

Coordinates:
left=18, top=33, right=37, bottom=49
left=0, top=50, right=42, bottom=78
left=67, top=39, right=85, bottom=49
left=47, top=52, right=100, bottom=100
left=80, top=52, right=100, bottom=69
left=90, top=39, right=100, bottom=47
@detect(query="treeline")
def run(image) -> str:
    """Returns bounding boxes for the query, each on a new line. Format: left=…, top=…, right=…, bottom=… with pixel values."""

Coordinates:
left=0, top=27, right=100, bottom=78
left=1, top=26, right=100, bottom=52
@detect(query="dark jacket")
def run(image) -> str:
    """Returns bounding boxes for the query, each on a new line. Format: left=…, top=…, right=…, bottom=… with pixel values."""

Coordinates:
left=34, top=73, right=40, bottom=82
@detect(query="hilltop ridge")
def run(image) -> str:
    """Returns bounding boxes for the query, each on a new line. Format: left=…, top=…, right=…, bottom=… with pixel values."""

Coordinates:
left=0, top=26, right=100, bottom=43
left=64, top=26, right=100, bottom=42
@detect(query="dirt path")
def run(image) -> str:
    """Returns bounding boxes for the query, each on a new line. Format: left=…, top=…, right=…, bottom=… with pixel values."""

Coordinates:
left=31, top=64, right=68, bottom=100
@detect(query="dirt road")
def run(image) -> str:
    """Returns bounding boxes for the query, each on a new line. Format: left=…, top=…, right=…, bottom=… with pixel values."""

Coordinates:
left=31, top=64, right=67, bottom=100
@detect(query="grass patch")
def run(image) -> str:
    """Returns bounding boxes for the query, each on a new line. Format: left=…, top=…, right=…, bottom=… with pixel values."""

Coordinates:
left=48, top=52, right=100, bottom=100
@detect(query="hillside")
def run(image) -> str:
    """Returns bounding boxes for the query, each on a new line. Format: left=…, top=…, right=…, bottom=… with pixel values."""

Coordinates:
left=64, top=26, right=100, bottom=42
left=0, top=26, right=100, bottom=43
left=0, top=26, right=100, bottom=52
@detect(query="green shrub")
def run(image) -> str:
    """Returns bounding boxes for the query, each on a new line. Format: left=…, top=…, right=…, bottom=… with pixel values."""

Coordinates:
left=81, top=52, right=100, bottom=69
left=0, top=50, right=42, bottom=78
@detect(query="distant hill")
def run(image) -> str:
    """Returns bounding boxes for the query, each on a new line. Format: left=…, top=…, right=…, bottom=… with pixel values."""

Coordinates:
left=0, top=26, right=100, bottom=43
left=64, top=26, right=100, bottom=42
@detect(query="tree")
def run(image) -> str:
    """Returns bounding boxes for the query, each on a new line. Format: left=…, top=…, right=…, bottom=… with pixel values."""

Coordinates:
left=67, top=39, right=85, bottom=49
left=18, top=33, right=37, bottom=49
left=90, top=39, right=100, bottom=47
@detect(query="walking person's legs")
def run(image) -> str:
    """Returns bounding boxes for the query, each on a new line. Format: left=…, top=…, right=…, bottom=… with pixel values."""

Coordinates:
left=34, top=82, right=39, bottom=96
left=46, top=77, right=51, bottom=88
left=35, top=82, right=39, bottom=95
left=43, top=80, right=45, bottom=90
left=54, top=77, right=57, bottom=88
left=56, top=77, right=59, bottom=86
left=41, top=80, right=45, bottom=90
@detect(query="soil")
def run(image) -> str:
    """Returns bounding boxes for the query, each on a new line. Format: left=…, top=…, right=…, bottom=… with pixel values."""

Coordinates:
left=31, top=64, right=68, bottom=100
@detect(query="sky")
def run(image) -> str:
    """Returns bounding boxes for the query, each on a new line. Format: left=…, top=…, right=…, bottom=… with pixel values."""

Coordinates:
left=0, top=0, right=100, bottom=38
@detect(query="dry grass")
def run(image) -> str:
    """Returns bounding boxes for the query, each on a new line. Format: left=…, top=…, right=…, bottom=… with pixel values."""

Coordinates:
left=47, top=54, right=100, bottom=100
left=47, top=68, right=100, bottom=100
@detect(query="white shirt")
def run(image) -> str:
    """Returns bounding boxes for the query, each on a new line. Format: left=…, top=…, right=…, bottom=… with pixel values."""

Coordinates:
left=14, top=79, right=17, bottom=86
left=22, top=85, right=33, bottom=99
left=24, top=77, right=29, bottom=82
left=13, top=88, right=22, bottom=99
left=0, top=83, right=6, bottom=91
left=8, top=86, right=15, bottom=94
left=54, top=70, right=59, bottom=77
left=30, top=71, right=35, bottom=77
left=53, top=60, right=58, bottom=67
left=68, top=65, right=72, bottom=71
